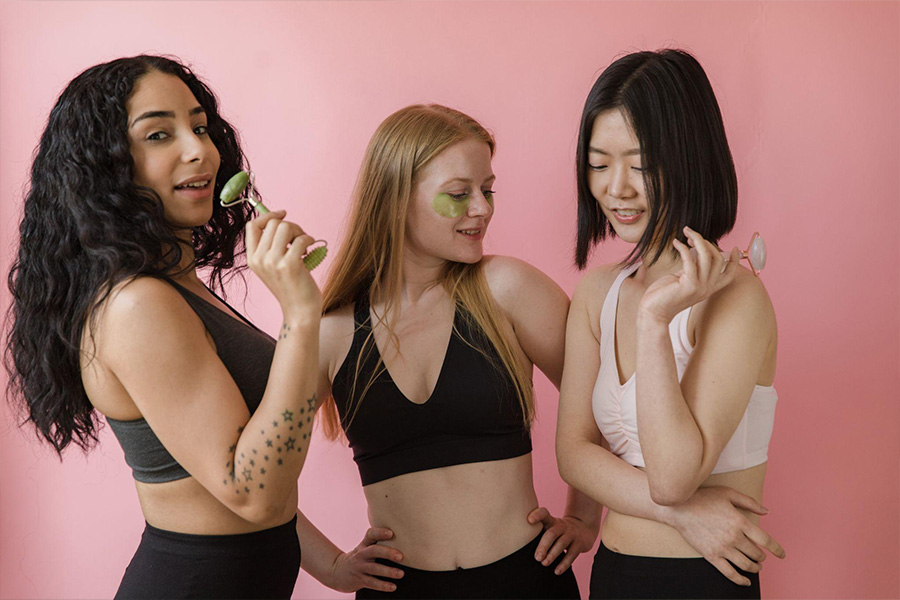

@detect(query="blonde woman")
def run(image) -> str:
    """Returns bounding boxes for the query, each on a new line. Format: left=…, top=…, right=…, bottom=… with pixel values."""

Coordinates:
left=296, top=105, right=593, bottom=598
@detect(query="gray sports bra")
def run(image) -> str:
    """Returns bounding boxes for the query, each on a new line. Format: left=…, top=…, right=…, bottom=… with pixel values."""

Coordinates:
left=105, top=278, right=275, bottom=483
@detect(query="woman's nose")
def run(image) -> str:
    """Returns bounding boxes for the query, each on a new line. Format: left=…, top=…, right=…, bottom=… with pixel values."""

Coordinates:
left=181, top=132, right=207, bottom=163
left=608, top=165, right=634, bottom=199
left=467, top=191, right=493, bottom=217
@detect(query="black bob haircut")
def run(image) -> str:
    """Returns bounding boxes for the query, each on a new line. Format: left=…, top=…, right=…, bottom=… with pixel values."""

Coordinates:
left=5, top=55, right=255, bottom=455
left=574, top=49, right=738, bottom=269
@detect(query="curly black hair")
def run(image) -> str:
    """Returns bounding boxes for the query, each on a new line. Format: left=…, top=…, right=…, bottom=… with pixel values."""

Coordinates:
left=5, top=55, right=257, bottom=455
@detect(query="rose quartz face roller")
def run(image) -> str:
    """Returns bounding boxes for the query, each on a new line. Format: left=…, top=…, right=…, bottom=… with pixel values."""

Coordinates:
left=740, top=232, right=766, bottom=276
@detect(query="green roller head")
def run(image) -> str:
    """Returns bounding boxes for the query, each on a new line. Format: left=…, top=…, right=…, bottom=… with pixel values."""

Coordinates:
left=219, top=170, right=270, bottom=214
left=220, top=171, right=250, bottom=206
left=303, top=245, right=328, bottom=271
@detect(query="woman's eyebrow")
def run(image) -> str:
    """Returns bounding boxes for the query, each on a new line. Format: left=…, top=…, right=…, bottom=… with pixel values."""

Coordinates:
left=588, top=147, right=641, bottom=156
left=439, top=174, right=497, bottom=186
left=130, top=106, right=205, bottom=128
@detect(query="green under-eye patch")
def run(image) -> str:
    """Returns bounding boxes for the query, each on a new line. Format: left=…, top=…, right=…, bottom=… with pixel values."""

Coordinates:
left=432, top=193, right=469, bottom=218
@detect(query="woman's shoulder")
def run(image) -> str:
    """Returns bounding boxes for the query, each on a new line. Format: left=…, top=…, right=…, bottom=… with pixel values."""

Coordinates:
left=98, top=276, right=182, bottom=314
left=321, top=302, right=355, bottom=339
left=699, top=265, right=776, bottom=337
left=320, top=302, right=356, bottom=373
left=711, top=265, right=774, bottom=313
left=481, top=254, right=567, bottom=307
left=571, top=262, right=625, bottom=309
left=90, top=276, right=202, bottom=342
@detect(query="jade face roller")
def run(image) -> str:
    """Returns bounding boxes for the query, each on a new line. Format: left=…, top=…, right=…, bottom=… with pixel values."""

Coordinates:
left=219, top=170, right=327, bottom=270
left=220, top=170, right=270, bottom=214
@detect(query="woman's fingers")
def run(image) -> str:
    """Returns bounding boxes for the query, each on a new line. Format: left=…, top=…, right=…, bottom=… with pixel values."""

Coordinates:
left=248, top=213, right=318, bottom=273
left=726, top=548, right=761, bottom=574
left=744, top=523, right=786, bottom=559
left=359, top=542, right=403, bottom=564
left=684, top=227, right=715, bottom=279
left=361, top=527, right=395, bottom=547
left=736, top=536, right=767, bottom=564
left=527, top=506, right=552, bottom=526
left=553, top=548, right=577, bottom=575
left=369, top=564, right=404, bottom=580
left=284, top=234, right=317, bottom=263
left=672, top=238, right=698, bottom=283
left=724, top=487, right=768, bottom=516
left=360, top=574, right=398, bottom=593
left=245, top=210, right=284, bottom=255
left=708, top=556, right=751, bottom=587
left=541, top=532, right=571, bottom=566
left=270, top=221, right=305, bottom=257
left=685, top=226, right=729, bottom=285
left=533, top=526, right=558, bottom=562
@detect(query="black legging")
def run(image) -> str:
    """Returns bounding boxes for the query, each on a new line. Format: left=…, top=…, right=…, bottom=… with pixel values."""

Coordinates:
left=590, top=542, right=761, bottom=599
left=115, top=516, right=300, bottom=599
left=357, top=529, right=581, bottom=599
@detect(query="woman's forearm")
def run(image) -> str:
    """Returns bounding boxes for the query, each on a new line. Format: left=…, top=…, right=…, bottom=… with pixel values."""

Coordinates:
left=230, top=318, right=320, bottom=522
left=559, top=439, right=675, bottom=526
left=295, top=508, right=343, bottom=587
left=634, top=314, right=704, bottom=504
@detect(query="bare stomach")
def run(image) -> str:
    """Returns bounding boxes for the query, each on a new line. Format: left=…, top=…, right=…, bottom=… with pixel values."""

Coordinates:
left=364, top=454, right=543, bottom=570
left=135, top=477, right=298, bottom=535
left=601, top=463, right=767, bottom=557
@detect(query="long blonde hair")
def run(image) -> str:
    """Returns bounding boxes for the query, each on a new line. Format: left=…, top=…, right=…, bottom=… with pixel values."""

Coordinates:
left=319, top=104, right=534, bottom=439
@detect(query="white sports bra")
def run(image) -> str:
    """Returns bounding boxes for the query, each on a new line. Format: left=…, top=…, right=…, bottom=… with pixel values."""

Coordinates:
left=591, top=263, right=777, bottom=474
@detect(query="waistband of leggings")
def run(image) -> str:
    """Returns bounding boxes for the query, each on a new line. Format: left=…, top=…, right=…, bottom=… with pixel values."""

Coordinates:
left=596, top=541, right=717, bottom=576
left=385, top=528, right=544, bottom=575
left=141, top=515, right=298, bottom=557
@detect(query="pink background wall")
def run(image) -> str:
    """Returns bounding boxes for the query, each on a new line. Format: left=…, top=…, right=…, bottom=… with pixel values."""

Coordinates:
left=1, top=1, right=897, bottom=598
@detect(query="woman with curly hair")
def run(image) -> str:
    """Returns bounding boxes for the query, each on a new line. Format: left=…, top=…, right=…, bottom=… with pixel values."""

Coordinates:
left=5, top=55, right=321, bottom=598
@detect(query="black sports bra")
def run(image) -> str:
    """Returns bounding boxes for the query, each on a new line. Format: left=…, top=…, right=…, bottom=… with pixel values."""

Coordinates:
left=331, top=296, right=532, bottom=485
left=105, top=278, right=275, bottom=483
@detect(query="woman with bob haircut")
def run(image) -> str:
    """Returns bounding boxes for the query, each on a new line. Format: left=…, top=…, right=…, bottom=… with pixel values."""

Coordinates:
left=5, top=55, right=326, bottom=598
left=293, top=104, right=593, bottom=599
left=556, top=49, right=784, bottom=599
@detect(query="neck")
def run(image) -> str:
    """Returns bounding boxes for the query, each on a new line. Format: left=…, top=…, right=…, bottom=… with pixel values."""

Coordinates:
left=167, top=234, right=202, bottom=286
left=636, top=244, right=683, bottom=284
left=399, top=255, right=446, bottom=304
left=372, top=249, right=447, bottom=313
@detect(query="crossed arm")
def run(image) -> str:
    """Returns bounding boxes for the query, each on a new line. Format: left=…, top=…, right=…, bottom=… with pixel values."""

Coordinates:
left=556, top=258, right=783, bottom=586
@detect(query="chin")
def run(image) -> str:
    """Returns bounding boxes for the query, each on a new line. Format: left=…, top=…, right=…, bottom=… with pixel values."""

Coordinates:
left=451, top=249, right=484, bottom=265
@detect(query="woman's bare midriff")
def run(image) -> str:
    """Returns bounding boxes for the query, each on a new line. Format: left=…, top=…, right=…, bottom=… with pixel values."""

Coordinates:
left=601, top=463, right=767, bottom=557
left=364, top=453, right=543, bottom=570
left=134, top=478, right=298, bottom=535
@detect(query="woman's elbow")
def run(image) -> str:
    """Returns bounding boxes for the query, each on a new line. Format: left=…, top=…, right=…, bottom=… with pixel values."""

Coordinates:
left=555, top=439, right=581, bottom=487
left=231, top=495, right=294, bottom=527
left=647, top=474, right=694, bottom=507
